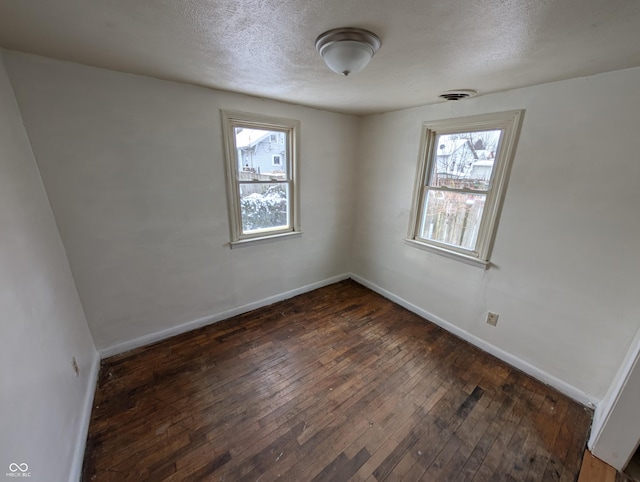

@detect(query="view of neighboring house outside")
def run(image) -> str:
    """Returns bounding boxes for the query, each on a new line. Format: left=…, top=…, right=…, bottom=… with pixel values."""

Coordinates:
left=419, top=130, right=501, bottom=253
left=434, top=134, right=497, bottom=190
left=235, top=128, right=287, bottom=179
left=234, top=128, right=289, bottom=232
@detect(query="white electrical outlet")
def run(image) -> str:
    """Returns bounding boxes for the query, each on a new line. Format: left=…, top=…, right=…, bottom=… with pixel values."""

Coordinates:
left=486, top=312, right=499, bottom=326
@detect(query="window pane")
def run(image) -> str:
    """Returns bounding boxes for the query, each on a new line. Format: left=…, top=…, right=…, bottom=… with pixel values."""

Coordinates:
left=430, top=130, right=502, bottom=190
left=235, top=127, right=288, bottom=179
left=239, top=183, right=290, bottom=234
left=419, top=191, right=486, bottom=250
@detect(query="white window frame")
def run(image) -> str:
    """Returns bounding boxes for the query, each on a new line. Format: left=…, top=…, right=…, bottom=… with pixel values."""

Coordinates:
left=406, top=110, right=523, bottom=268
left=272, top=154, right=282, bottom=166
left=221, top=110, right=301, bottom=248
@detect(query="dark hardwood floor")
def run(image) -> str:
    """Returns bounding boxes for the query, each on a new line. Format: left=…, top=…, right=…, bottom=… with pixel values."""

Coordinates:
left=82, top=279, right=592, bottom=481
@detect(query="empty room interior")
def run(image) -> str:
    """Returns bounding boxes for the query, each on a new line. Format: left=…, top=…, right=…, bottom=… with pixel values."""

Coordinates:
left=1, top=0, right=640, bottom=481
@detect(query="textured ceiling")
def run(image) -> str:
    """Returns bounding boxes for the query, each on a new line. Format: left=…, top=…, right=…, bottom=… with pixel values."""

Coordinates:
left=0, top=0, right=639, bottom=115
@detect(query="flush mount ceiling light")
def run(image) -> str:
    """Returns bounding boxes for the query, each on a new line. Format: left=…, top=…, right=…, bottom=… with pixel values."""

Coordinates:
left=315, top=27, right=381, bottom=76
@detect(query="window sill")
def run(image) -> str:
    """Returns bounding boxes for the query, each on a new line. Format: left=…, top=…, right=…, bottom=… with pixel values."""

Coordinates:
left=229, top=230, right=303, bottom=249
left=403, top=238, right=490, bottom=269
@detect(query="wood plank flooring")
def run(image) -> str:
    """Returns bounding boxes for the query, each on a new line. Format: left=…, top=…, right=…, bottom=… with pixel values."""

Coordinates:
left=577, top=452, right=631, bottom=482
left=82, top=279, right=593, bottom=481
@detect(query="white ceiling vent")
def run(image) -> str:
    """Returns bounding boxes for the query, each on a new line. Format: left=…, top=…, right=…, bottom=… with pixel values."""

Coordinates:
left=438, top=89, right=478, bottom=101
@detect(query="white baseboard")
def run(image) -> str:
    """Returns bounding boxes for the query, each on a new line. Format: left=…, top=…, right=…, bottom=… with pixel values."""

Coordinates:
left=99, top=270, right=598, bottom=408
left=588, top=324, right=640, bottom=468
left=99, top=273, right=351, bottom=359
left=350, top=273, right=599, bottom=408
left=72, top=272, right=602, bottom=481
left=68, top=350, right=100, bottom=482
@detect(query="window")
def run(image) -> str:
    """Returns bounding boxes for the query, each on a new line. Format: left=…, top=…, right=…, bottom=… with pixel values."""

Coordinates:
left=221, top=111, right=301, bottom=247
left=406, top=111, right=523, bottom=267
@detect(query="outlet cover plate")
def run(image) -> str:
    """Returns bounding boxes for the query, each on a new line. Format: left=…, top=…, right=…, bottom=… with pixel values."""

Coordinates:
left=486, top=312, right=499, bottom=326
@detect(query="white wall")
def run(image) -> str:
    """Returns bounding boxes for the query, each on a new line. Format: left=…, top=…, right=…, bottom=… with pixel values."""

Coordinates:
left=590, top=324, right=640, bottom=469
left=3, top=51, right=358, bottom=354
left=0, top=50, right=98, bottom=482
left=352, top=67, right=640, bottom=403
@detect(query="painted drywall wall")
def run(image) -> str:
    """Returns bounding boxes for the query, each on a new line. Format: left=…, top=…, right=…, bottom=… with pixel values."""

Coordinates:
left=352, top=68, right=640, bottom=402
left=3, top=51, right=358, bottom=353
left=0, top=50, right=98, bottom=482
left=590, top=323, right=640, bottom=469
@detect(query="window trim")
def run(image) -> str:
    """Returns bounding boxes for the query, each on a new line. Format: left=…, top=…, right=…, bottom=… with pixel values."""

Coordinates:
left=406, top=110, right=523, bottom=268
left=272, top=154, right=282, bottom=166
left=221, top=110, right=301, bottom=248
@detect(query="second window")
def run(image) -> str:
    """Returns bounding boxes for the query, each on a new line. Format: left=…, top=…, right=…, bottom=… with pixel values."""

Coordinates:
left=222, top=111, right=300, bottom=245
